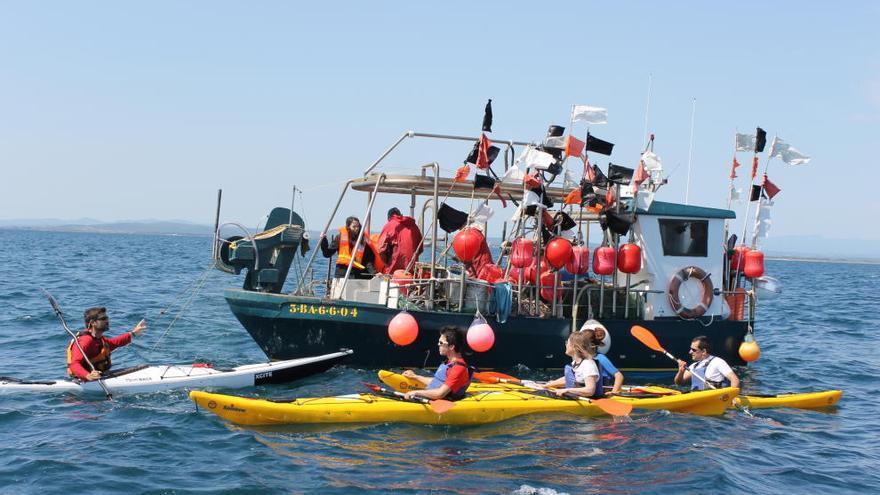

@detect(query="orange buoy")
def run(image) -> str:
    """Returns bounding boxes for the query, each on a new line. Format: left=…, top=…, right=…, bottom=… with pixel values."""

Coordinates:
left=592, top=246, right=616, bottom=276
left=388, top=311, right=419, bottom=346
left=743, top=250, right=765, bottom=278
left=565, top=246, right=590, bottom=275
left=510, top=238, right=534, bottom=268
left=738, top=334, right=761, bottom=362
left=544, top=237, right=573, bottom=270
left=730, top=245, right=750, bottom=271
left=392, top=270, right=412, bottom=295
left=618, top=243, right=642, bottom=274
left=452, top=228, right=484, bottom=263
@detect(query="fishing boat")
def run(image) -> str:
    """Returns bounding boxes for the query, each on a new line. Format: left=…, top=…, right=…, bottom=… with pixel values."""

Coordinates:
left=212, top=105, right=794, bottom=372
left=0, top=350, right=352, bottom=396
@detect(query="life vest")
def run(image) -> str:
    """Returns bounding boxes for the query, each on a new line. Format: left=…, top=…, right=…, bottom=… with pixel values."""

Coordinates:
left=336, top=227, right=385, bottom=273
left=427, top=359, right=473, bottom=401
left=66, top=332, right=112, bottom=378
left=688, top=356, right=731, bottom=391
left=594, top=353, right=617, bottom=390
left=564, top=359, right=604, bottom=398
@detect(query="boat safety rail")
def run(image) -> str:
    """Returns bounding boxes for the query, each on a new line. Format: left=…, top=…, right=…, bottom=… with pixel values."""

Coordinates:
left=214, top=222, right=260, bottom=272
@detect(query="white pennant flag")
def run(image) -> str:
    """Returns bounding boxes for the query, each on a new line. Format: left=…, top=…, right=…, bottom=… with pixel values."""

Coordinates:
left=769, top=136, right=811, bottom=165
left=640, top=151, right=663, bottom=172
left=470, top=203, right=494, bottom=224
left=571, top=105, right=608, bottom=124
left=544, top=136, right=566, bottom=148
left=519, top=146, right=555, bottom=170
left=728, top=182, right=742, bottom=203
left=501, top=163, right=525, bottom=184
left=754, top=198, right=774, bottom=245
left=735, top=133, right=756, bottom=152
left=563, top=169, right=579, bottom=189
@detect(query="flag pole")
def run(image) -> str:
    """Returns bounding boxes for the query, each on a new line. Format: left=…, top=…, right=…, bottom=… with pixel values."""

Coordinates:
left=642, top=74, right=653, bottom=149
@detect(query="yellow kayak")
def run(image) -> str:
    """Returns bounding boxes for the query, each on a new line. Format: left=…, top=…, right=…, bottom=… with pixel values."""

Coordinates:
left=377, top=371, right=737, bottom=416
left=189, top=388, right=613, bottom=426
left=732, top=390, right=842, bottom=409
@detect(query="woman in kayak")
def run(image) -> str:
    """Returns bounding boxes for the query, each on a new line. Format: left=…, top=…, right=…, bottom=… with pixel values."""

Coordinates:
left=67, top=307, right=147, bottom=381
left=543, top=330, right=600, bottom=398
left=578, top=320, right=625, bottom=395
left=403, top=326, right=472, bottom=401
left=674, top=335, right=740, bottom=390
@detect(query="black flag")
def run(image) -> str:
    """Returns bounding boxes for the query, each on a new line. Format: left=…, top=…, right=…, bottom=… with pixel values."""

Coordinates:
left=438, top=203, right=468, bottom=233
left=608, top=163, right=634, bottom=185
left=750, top=184, right=765, bottom=202
left=586, top=133, right=614, bottom=155
left=482, top=99, right=493, bottom=132
left=473, top=174, right=496, bottom=190
left=465, top=143, right=500, bottom=166
left=755, top=127, right=767, bottom=153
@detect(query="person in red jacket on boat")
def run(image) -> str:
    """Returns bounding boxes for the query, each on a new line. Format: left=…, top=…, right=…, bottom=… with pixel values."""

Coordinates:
left=377, top=207, right=423, bottom=274
left=403, top=326, right=473, bottom=401
left=66, top=307, right=147, bottom=381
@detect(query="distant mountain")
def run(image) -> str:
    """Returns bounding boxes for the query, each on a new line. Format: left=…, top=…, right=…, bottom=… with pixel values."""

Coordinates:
left=1, top=220, right=213, bottom=236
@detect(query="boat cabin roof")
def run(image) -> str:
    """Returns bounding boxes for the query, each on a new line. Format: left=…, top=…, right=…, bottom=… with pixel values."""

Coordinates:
left=637, top=200, right=736, bottom=219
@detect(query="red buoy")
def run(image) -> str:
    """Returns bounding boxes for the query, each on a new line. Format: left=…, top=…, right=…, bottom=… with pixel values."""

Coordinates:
left=730, top=245, right=751, bottom=271
left=592, top=246, right=616, bottom=276
left=566, top=246, right=590, bottom=275
left=538, top=270, right=564, bottom=301
left=392, top=270, right=412, bottom=295
left=477, top=263, right=504, bottom=284
left=388, top=311, right=419, bottom=346
left=452, top=227, right=484, bottom=263
left=618, top=243, right=642, bottom=274
left=743, top=250, right=765, bottom=278
left=545, top=237, right=574, bottom=270
left=524, top=259, right=548, bottom=284
left=510, top=238, right=534, bottom=268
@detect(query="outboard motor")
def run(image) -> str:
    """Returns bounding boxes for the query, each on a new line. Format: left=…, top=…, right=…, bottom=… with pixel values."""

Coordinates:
left=215, top=207, right=309, bottom=293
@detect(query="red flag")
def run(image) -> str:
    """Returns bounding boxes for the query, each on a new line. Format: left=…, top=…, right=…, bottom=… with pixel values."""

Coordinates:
left=730, top=157, right=740, bottom=180
left=542, top=210, right=554, bottom=227
left=631, top=160, right=649, bottom=192
left=476, top=133, right=492, bottom=169
left=762, top=174, right=781, bottom=199
left=583, top=156, right=596, bottom=182
left=564, top=135, right=585, bottom=157
left=751, top=156, right=759, bottom=180
left=605, top=186, right=615, bottom=206
left=492, top=184, right=507, bottom=207
left=454, top=164, right=470, bottom=183
left=563, top=187, right=582, bottom=205
left=523, top=173, right=541, bottom=189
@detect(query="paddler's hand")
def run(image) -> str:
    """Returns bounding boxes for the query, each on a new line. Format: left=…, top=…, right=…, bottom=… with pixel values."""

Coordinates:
left=402, top=369, right=417, bottom=378
left=86, top=370, right=102, bottom=381
left=553, top=388, right=568, bottom=397
left=403, top=391, right=418, bottom=400
left=677, top=359, right=687, bottom=372
left=131, top=319, right=147, bottom=337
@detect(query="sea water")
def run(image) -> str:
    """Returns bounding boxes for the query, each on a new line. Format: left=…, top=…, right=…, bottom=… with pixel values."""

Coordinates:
left=0, top=230, right=878, bottom=494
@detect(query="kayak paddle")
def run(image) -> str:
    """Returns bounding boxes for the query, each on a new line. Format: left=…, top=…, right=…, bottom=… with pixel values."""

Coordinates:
left=41, top=289, right=113, bottom=400
left=630, top=325, right=716, bottom=389
left=474, top=373, right=632, bottom=416
left=363, top=383, right=455, bottom=414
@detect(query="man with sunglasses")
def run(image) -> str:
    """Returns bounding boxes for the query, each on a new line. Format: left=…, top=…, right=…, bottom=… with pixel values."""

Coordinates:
left=674, top=335, right=740, bottom=391
left=66, top=307, right=147, bottom=381
left=402, top=326, right=473, bottom=401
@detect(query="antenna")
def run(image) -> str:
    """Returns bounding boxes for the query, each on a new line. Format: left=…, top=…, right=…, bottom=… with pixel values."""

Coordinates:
left=642, top=74, right=653, bottom=148
left=685, top=98, right=696, bottom=205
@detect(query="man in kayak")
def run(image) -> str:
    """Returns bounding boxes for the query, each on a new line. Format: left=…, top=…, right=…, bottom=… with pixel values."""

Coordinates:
left=67, top=307, right=147, bottom=381
left=402, top=326, right=472, bottom=401
left=674, top=335, right=740, bottom=390
left=578, top=320, right=625, bottom=395
left=320, top=216, right=385, bottom=279
left=377, top=207, right=423, bottom=274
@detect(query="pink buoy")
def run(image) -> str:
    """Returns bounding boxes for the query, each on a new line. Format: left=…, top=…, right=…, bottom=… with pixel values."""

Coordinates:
left=510, top=238, right=534, bottom=268
left=566, top=246, right=590, bottom=275
left=387, top=311, right=419, bottom=346
left=592, top=246, right=616, bottom=276
left=467, top=322, right=495, bottom=352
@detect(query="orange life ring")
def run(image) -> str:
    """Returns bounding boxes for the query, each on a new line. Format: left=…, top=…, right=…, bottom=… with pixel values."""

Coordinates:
left=667, top=266, right=714, bottom=318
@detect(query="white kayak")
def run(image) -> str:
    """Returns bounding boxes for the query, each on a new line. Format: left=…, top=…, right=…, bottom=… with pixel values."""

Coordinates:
left=0, top=349, right=352, bottom=396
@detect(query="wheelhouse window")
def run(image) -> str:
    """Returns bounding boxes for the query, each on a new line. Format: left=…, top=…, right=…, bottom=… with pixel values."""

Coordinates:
left=658, top=219, right=708, bottom=257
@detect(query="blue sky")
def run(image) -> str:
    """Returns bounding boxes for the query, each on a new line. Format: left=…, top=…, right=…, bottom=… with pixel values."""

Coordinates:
left=1, top=2, right=878, bottom=240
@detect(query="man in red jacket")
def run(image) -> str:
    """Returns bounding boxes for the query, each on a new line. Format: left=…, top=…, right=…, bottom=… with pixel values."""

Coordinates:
left=377, top=208, right=423, bottom=274
left=67, top=307, right=147, bottom=381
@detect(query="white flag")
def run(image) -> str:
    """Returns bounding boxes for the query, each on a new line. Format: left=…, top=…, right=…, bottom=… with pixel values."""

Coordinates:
left=571, top=105, right=608, bottom=124
left=544, top=136, right=565, bottom=148
left=640, top=151, right=663, bottom=172
left=754, top=198, right=774, bottom=245
left=563, top=169, right=579, bottom=189
left=519, top=146, right=555, bottom=170
left=501, top=164, right=525, bottom=184
left=735, top=133, right=756, bottom=152
left=769, top=136, right=811, bottom=165
left=728, top=182, right=742, bottom=203
left=470, top=203, right=494, bottom=224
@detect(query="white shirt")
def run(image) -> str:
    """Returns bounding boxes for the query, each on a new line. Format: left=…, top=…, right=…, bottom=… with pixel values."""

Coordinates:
left=688, top=355, right=733, bottom=383
left=572, top=358, right=600, bottom=385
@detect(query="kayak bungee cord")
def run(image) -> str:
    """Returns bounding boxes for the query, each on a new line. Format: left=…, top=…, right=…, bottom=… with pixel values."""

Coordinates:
left=40, top=289, right=113, bottom=400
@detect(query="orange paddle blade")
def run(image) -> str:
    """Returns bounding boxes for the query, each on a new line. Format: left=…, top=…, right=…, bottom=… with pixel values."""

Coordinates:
left=473, top=371, right=518, bottom=382
left=630, top=325, right=666, bottom=353
left=593, top=398, right=633, bottom=416
left=430, top=400, right=455, bottom=414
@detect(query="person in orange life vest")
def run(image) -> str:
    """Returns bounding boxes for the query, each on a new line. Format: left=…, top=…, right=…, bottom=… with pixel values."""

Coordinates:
left=319, top=216, right=385, bottom=279
left=403, top=326, right=473, bottom=401
left=67, top=307, right=147, bottom=381
left=377, top=207, right=423, bottom=274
